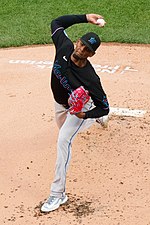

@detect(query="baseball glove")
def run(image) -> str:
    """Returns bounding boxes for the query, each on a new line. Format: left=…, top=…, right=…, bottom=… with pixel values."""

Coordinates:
left=68, top=86, right=90, bottom=114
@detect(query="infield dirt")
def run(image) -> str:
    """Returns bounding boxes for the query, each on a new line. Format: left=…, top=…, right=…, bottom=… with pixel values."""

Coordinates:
left=0, top=43, right=150, bottom=225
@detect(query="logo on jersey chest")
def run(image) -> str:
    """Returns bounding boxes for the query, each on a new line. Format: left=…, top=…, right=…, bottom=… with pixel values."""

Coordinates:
left=53, top=60, right=72, bottom=91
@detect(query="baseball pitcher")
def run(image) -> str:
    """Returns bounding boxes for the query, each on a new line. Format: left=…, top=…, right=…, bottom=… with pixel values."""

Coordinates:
left=41, top=13, right=109, bottom=212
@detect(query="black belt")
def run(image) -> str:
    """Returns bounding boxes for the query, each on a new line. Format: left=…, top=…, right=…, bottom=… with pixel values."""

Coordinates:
left=62, top=104, right=69, bottom=109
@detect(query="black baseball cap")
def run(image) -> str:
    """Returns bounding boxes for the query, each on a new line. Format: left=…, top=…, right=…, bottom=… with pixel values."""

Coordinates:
left=80, top=32, right=101, bottom=53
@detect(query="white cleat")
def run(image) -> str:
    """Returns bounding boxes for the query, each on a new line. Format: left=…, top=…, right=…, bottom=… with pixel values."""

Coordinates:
left=96, top=115, right=109, bottom=128
left=41, top=195, right=68, bottom=213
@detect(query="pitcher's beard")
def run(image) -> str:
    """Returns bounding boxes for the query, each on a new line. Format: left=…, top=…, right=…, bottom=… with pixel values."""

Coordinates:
left=72, top=52, right=87, bottom=60
left=72, top=53, right=81, bottom=60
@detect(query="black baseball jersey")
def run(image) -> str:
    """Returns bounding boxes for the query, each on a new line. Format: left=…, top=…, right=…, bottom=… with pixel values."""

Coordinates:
left=50, top=14, right=109, bottom=119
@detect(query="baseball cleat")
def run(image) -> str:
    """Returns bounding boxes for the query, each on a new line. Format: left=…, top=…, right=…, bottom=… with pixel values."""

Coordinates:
left=96, top=115, right=109, bottom=128
left=41, top=195, right=68, bottom=212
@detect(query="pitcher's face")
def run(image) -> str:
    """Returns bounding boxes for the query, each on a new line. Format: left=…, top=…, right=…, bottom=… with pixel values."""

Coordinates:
left=72, top=39, right=94, bottom=60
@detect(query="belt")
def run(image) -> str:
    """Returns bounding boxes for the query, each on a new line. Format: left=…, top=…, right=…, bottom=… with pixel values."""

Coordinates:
left=62, top=104, right=69, bottom=109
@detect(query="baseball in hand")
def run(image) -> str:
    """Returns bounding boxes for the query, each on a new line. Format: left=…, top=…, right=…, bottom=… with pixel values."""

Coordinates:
left=96, top=18, right=106, bottom=27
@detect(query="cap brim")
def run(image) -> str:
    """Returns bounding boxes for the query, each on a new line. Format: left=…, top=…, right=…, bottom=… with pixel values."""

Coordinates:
left=80, top=38, right=95, bottom=53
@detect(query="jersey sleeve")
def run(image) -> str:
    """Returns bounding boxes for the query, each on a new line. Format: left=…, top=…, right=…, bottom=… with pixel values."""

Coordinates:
left=84, top=96, right=109, bottom=119
left=84, top=76, right=110, bottom=118
left=51, top=14, right=88, bottom=49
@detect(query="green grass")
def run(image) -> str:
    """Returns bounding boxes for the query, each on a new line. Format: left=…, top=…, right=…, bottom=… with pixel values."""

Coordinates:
left=0, top=0, right=150, bottom=47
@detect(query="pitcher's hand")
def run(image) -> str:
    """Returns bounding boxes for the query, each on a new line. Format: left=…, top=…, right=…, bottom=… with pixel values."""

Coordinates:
left=86, top=14, right=104, bottom=25
left=75, top=112, right=86, bottom=119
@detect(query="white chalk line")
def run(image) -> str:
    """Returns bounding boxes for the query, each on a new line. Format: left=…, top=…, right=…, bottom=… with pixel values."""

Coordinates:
left=8, top=60, right=146, bottom=117
left=8, top=59, right=138, bottom=75
left=110, top=107, right=147, bottom=117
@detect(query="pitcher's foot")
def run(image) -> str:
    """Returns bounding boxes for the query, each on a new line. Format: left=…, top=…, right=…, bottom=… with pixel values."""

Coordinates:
left=41, top=195, right=68, bottom=212
left=96, top=115, right=109, bottom=128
